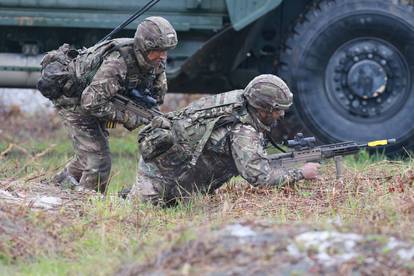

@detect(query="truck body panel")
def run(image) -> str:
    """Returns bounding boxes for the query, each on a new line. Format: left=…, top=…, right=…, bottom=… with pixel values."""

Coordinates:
left=1, top=0, right=413, bottom=154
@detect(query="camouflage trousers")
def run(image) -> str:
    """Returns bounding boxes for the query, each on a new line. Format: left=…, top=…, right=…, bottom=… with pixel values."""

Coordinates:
left=56, top=108, right=111, bottom=192
left=129, top=157, right=166, bottom=205
left=129, top=157, right=193, bottom=206
left=129, top=157, right=224, bottom=206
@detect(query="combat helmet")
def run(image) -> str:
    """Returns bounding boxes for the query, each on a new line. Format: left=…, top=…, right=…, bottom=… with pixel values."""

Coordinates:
left=244, top=74, right=293, bottom=112
left=244, top=74, right=293, bottom=131
left=134, top=16, right=178, bottom=70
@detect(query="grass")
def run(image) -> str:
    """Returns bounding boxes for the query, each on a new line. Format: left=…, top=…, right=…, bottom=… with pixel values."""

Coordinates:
left=1, top=121, right=414, bottom=275
left=0, top=127, right=138, bottom=193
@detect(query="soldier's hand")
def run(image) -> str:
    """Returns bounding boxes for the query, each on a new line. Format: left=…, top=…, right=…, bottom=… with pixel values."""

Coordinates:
left=301, top=162, right=320, bottom=180
left=123, top=111, right=148, bottom=131
left=151, top=116, right=171, bottom=129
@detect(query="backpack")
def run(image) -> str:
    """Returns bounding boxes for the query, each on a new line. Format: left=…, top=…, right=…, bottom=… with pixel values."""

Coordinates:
left=37, top=43, right=80, bottom=100
left=37, top=39, right=146, bottom=102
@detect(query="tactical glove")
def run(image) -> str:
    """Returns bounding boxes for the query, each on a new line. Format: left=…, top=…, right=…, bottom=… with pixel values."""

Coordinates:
left=123, top=110, right=149, bottom=131
left=151, top=116, right=171, bottom=129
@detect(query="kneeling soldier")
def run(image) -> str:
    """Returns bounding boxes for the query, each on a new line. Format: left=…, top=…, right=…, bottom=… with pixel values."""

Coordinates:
left=38, top=17, right=178, bottom=192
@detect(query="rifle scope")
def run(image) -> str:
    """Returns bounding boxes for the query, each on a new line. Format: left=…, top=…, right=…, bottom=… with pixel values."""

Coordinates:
left=286, top=133, right=316, bottom=150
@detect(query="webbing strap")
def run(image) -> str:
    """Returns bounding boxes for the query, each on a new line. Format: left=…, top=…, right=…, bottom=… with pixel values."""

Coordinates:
left=117, top=45, right=142, bottom=90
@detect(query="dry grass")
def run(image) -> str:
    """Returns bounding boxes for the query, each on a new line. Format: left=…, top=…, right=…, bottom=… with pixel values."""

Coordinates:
left=1, top=155, right=414, bottom=274
left=201, top=159, right=414, bottom=235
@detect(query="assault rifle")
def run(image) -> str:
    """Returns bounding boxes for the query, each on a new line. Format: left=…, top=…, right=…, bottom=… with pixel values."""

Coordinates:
left=106, top=89, right=163, bottom=128
left=269, top=133, right=396, bottom=178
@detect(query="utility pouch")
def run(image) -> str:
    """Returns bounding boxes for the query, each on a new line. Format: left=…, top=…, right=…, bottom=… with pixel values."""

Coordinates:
left=139, top=125, right=175, bottom=162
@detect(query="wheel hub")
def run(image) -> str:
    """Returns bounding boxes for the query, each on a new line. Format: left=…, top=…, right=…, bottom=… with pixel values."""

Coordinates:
left=325, top=39, right=408, bottom=120
left=347, top=60, right=387, bottom=99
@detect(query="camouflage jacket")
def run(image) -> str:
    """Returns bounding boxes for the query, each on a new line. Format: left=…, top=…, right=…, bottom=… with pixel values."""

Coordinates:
left=140, top=90, right=304, bottom=192
left=55, top=39, right=167, bottom=125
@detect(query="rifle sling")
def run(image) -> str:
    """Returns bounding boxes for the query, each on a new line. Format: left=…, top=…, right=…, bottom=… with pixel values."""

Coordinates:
left=266, top=133, right=286, bottom=153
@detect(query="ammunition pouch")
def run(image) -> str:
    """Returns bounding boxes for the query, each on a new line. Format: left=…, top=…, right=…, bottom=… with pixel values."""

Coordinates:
left=139, top=127, right=175, bottom=161
left=138, top=116, right=191, bottom=170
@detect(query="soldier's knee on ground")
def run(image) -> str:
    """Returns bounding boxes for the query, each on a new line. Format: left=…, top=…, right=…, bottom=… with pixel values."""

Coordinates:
left=128, top=174, right=161, bottom=205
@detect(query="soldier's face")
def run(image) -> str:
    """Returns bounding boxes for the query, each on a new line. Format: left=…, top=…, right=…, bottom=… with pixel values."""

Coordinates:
left=147, top=50, right=167, bottom=66
left=257, top=109, right=285, bottom=126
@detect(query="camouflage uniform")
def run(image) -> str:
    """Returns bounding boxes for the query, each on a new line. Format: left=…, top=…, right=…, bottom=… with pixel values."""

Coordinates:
left=49, top=17, right=177, bottom=192
left=129, top=75, right=304, bottom=205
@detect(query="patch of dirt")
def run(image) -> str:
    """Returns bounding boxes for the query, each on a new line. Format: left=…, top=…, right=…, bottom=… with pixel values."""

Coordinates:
left=118, top=161, right=414, bottom=275
left=0, top=179, right=95, bottom=261
left=118, top=221, right=414, bottom=276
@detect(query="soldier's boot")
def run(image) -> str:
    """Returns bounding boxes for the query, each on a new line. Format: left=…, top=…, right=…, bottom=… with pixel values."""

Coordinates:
left=51, top=169, right=67, bottom=184
left=118, top=187, right=131, bottom=199
left=51, top=168, right=80, bottom=190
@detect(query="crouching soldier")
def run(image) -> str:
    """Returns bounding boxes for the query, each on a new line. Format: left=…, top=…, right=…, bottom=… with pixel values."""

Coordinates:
left=128, top=74, right=320, bottom=205
left=37, top=16, right=178, bottom=192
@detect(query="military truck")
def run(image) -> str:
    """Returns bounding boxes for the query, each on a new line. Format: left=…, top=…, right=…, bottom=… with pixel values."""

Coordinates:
left=1, top=0, right=413, bottom=154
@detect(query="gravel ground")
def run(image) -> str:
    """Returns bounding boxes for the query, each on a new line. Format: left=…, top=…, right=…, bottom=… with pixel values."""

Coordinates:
left=118, top=221, right=414, bottom=276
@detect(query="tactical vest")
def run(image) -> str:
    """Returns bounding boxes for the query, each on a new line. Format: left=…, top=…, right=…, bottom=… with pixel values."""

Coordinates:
left=38, top=38, right=156, bottom=105
left=139, top=90, right=252, bottom=171
left=75, top=38, right=157, bottom=94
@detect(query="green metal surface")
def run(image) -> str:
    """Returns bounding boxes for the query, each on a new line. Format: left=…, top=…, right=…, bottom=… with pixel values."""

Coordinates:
left=0, top=0, right=229, bottom=31
left=0, top=0, right=227, bottom=12
left=0, top=0, right=284, bottom=32
left=0, top=8, right=225, bottom=31
left=0, top=0, right=284, bottom=87
left=0, top=66, right=40, bottom=72
left=225, top=0, right=283, bottom=31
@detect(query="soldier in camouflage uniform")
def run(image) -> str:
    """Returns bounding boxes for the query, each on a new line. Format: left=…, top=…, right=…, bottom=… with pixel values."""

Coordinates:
left=128, top=74, right=320, bottom=205
left=45, top=17, right=178, bottom=192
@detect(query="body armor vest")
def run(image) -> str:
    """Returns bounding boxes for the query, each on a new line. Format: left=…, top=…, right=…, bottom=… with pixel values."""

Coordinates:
left=171, top=89, right=249, bottom=165
left=75, top=38, right=156, bottom=96
left=139, top=90, right=252, bottom=170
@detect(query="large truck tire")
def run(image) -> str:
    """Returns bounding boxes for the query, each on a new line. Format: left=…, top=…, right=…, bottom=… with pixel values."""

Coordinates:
left=278, top=0, right=414, bottom=155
